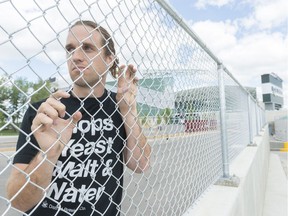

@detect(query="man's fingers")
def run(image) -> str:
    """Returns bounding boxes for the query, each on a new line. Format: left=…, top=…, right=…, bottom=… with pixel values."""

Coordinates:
left=32, top=111, right=82, bottom=134
left=127, top=64, right=137, bottom=79
left=50, top=91, right=70, bottom=117
left=118, top=64, right=137, bottom=81
left=66, top=111, right=82, bottom=129
left=38, top=102, right=59, bottom=118
left=46, top=98, right=66, bottom=118
left=133, top=77, right=139, bottom=85
left=38, top=99, right=66, bottom=118
left=117, top=65, right=127, bottom=84
left=50, top=90, right=70, bottom=100
left=116, top=64, right=139, bottom=109
left=71, top=111, right=82, bottom=125
left=31, top=113, right=53, bottom=132
left=37, top=90, right=70, bottom=118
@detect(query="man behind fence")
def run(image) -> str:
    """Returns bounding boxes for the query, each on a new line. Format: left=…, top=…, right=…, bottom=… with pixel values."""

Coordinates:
left=6, top=20, right=151, bottom=216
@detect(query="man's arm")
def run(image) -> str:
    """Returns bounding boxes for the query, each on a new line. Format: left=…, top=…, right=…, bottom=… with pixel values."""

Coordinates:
left=6, top=154, right=57, bottom=212
left=116, top=64, right=151, bottom=173
left=6, top=91, right=82, bottom=211
left=122, top=110, right=151, bottom=173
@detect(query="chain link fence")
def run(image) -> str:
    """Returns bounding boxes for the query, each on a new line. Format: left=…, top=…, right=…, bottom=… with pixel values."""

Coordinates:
left=0, top=0, right=265, bottom=215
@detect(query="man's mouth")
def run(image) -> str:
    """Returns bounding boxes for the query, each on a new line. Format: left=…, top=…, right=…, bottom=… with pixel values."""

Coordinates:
left=72, top=65, right=86, bottom=72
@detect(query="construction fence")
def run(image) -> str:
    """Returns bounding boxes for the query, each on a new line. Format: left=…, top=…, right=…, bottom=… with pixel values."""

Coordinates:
left=0, top=0, right=265, bottom=215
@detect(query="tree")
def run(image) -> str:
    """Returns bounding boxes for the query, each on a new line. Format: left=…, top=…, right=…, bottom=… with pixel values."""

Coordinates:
left=161, top=108, right=172, bottom=124
left=30, top=79, right=55, bottom=103
left=157, top=114, right=162, bottom=125
left=9, top=77, right=32, bottom=127
left=0, top=77, right=57, bottom=130
left=141, top=115, right=148, bottom=126
left=0, top=77, right=10, bottom=128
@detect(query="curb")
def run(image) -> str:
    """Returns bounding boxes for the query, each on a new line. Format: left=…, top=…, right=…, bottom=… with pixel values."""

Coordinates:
left=146, top=131, right=207, bottom=140
left=280, top=142, right=288, bottom=152
left=147, top=132, right=186, bottom=140
left=0, top=147, right=16, bottom=152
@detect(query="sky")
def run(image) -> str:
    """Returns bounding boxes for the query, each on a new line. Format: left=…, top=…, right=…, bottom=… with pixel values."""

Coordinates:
left=168, top=0, right=288, bottom=108
left=0, top=0, right=287, bottom=108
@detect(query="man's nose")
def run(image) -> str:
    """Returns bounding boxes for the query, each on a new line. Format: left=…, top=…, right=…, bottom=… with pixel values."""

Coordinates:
left=72, top=47, right=84, bottom=62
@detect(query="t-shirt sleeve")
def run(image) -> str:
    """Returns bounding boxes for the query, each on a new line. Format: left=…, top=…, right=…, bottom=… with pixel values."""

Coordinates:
left=13, top=104, right=40, bottom=164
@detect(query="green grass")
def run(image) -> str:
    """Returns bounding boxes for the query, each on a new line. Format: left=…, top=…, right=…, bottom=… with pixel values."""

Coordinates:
left=0, top=129, right=19, bottom=136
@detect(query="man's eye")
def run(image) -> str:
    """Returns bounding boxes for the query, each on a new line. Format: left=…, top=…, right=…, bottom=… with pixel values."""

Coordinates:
left=66, top=47, right=74, bottom=53
left=83, top=45, right=93, bottom=51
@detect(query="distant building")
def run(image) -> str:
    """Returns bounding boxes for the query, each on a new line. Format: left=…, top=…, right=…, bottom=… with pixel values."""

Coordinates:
left=261, top=73, right=283, bottom=110
left=106, top=73, right=175, bottom=117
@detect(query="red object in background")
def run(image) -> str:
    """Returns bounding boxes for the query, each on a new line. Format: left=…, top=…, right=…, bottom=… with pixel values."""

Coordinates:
left=185, top=119, right=217, bottom=132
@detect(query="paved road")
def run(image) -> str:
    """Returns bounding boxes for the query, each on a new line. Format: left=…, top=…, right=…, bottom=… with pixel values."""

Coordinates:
left=0, top=131, right=221, bottom=216
left=2, top=131, right=285, bottom=216
left=272, top=151, right=288, bottom=178
left=0, top=136, right=17, bottom=152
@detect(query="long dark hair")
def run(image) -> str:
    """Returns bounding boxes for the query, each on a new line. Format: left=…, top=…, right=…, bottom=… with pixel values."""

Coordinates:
left=71, top=20, right=119, bottom=78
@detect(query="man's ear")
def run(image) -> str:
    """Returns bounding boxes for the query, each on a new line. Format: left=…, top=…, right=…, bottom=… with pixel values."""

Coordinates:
left=105, top=55, right=114, bottom=67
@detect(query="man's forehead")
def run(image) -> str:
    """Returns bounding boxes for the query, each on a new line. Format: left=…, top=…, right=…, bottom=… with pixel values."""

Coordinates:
left=67, top=25, right=101, bottom=43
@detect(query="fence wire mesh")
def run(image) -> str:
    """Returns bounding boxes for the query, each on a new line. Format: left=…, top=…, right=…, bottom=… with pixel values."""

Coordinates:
left=0, top=0, right=265, bottom=216
left=223, top=74, right=250, bottom=161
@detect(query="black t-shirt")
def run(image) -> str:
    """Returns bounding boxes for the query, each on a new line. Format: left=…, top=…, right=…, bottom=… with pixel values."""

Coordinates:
left=13, top=90, right=126, bottom=216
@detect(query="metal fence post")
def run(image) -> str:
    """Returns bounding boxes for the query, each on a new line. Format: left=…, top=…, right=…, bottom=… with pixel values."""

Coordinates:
left=260, top=108, right=265, bottom=129
left=255, top=103, right=260, bottom=135
left=218, top=64, right=230, bottom=178
left=259, top=108, right=263, bottom=129
left=262, top=108, right=266, bottom=127
left=258, top=108, right=261, bottom=129
left=247, top=95, right=254, bottom=145
left=215, top=64, right=240, bottom=187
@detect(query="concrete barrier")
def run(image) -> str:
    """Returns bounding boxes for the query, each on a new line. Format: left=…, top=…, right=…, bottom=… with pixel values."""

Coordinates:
left=183, top=125, right=270, bottom=216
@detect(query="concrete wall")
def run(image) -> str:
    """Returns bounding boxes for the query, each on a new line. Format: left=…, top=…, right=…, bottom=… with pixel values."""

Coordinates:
left=265, top=109, right=287, bottom=123
left=266, top=110, right=287, bottom=135
left=184, top=125, right=270, bottom=216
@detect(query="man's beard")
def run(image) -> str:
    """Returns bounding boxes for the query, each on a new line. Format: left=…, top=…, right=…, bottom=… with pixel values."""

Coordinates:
left=71, top=73, right=104, bottom=88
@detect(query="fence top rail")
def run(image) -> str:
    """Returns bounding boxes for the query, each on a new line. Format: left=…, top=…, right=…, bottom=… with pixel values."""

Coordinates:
left=156, top=0, right=259, bottom=105
left=155, top=0, right=222, bottom=64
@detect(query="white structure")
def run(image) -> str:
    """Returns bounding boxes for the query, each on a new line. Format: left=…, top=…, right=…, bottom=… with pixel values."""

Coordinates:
left=261, top=73, right=284, bottom=110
